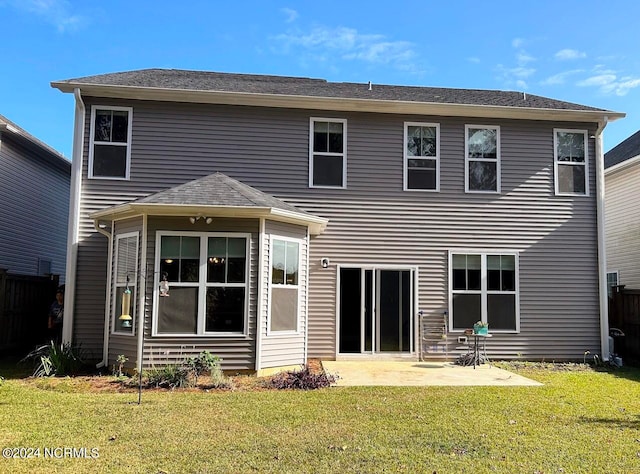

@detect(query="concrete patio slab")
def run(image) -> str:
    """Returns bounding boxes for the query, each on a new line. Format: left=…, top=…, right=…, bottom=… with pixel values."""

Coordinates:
left=321, top=361, right=542, bottom=387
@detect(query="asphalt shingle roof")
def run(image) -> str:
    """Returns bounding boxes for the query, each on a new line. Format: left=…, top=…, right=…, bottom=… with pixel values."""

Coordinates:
left=135, top=172, right=310, bottom=216
left=605, top=130, right=640, bottom=169
left=55, top=68, right=609, bottom=112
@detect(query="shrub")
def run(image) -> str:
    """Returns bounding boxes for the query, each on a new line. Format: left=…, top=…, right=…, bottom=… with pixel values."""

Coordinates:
left=185, top=351, right=221, bottom=384
left=21, top=340, right=86, bottom=377
left=145, top=364, right=191, bottom=389
left=270, top=365, right=337, bottom=390
left=143, top=352, right=231, bottom=389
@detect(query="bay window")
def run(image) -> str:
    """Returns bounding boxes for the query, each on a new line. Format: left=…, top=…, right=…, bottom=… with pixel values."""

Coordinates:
left=113, top=232, right=139, bottom=334
left=269, top=238, right=300, bottom=333
left=155, top=232, right=249, bottom=335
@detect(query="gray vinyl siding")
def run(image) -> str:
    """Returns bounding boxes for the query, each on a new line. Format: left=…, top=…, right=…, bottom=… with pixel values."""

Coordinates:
left=141, top=217, right=258, bottom=370
left=107, top=218, right=142, bottom=369
left=605, top=163, right=640, bottom=288
left=0, top=135, right=69, bottom=279
left=260, top=220, right=308, bottom=369
left=73, top=96, right=601, bottom=362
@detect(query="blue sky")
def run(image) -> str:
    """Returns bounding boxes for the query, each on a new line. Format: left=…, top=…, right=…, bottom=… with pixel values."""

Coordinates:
left=1, top=0, right=639, bottom=157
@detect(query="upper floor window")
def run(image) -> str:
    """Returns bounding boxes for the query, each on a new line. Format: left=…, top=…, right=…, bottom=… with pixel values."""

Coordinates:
left=404, top=123, right=440, bottom=191
left=554, top=129, right=588, bottom=196
left=309, top=118, right=347, bottom=188
left=465, top=125, right=500, bottom=193
left=89, top=106, right=133, bottom=180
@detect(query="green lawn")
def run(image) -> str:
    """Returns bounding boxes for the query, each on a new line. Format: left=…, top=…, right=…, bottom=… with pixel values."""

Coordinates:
left=0, top=364, right=639, bottom=473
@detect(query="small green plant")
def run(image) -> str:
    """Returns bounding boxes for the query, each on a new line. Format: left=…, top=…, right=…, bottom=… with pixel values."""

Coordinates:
left=21, top=340, right=86, bottom=377
left=270, top=365, right=337, bottom=390
left=185, top=351, right=221, bottom=384
left=114, top=354, right=128, bottom=377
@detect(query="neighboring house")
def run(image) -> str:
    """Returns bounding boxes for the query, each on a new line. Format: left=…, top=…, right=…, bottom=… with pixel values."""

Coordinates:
left=51, top=69, right=623, bottom=372
left=0, top=114, right=70, bottom=279
left=604, top=130, right=640, bottom=291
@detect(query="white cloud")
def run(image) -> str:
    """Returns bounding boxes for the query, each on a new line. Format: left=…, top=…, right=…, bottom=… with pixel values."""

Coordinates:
left=496, top=64, right=536, bottom=89
left=271, top=26, right=418, bottom=70
left=467, top=57, right=481, bottom=64
left=2, top=0, right=85, bottom=32
left=516, top=51, right=535, bottom=65
left=512, top=38, right=524, bottom=48
left=540, top=69, right=584, bottom=86
left=555, top=49, right=587, bottom=60
left=577, top=71, right=640, bottom=96
left=281, top=7, right=298, bottom=23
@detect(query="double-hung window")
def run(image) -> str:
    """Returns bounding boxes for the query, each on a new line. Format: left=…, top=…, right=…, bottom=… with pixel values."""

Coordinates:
left=113, top=232, right=139, bottom=334
left=89, top=106, right=133, bottom=180
left=269, top=238, right=300, bottom=333
left=309, top=118, right=347, bottom=188
left=450, top=252, right=519, bottom=332
left=404, top=123, right=439, bottom=191
left=554, top=129, right=588, bottom=196
left=465, top=125, right=500, bottom=193
left=155, top=233, right=249, bottom=335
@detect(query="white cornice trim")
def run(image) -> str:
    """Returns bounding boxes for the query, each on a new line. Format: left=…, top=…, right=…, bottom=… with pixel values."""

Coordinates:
left=605, top=154, right=640, bottom=176
left=51, top=82, right=625, bottom=123
left=89, top=203, right=328, bottom=235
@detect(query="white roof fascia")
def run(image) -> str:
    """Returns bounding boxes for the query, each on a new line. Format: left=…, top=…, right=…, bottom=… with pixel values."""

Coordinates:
left=51, top=83, right=626, bottom=123
left=605, top=154, right=640, bottom=177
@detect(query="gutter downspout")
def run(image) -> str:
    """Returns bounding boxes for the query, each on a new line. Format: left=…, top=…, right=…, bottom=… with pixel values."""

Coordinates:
left=255, top=217, right=265, bottom=371
left=62, top=88, right=85, bottom=344
left=595, top=117, right=609, bottom=361
left=94, top=221, right=113, bottom=368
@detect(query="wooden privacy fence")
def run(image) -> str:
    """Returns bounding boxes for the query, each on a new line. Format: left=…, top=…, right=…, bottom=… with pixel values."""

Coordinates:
left=608, top=286, right=640, bottom=363
left=0, top=269, right=59, bottom=354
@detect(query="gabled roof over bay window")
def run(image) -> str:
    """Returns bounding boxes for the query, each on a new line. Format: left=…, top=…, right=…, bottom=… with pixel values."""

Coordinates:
left=89, top=172, right=328, bottom=234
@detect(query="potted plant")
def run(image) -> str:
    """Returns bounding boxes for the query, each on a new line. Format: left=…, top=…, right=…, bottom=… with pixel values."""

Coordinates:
left=473, top=321, right=488, bottom=335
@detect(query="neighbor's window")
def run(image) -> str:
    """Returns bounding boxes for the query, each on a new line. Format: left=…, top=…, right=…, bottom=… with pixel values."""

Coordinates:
left=451, top=252, right=518, bottom=332
left=156, top=233, right=249, bottom=335
left=466, top=125, right=500, bottom=193
left=89, top=106, right=133, bottom=179
left=555, top=129, right=588, bottom=196
left=607, top=271, right=619, bottom=298
left=113, top=232, right=139, bottom=334
left=405, top=123, right=439, bottom=191
left=270, top=239, right=300, bottom=332
left=310, top=118, right=347, bottom=188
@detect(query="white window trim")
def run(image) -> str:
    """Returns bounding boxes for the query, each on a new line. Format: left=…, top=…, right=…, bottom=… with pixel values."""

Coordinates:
left=448, top=250, right=520, bottom=333
left=403, top=122, right=440, bottom=192
left=465, top=124, right=501, bottom=194
left=152, top=231, right=251, bottom=337
left=88, top=105, right=133, bottom=181
left=606, top=270, right=619, bottom=295
left=309, top=117, right=347, bottom=189
left=111, top=231, right=139, bottom=336
left=267, top=235, right=303, bottom=337
left=554, top=128, right=589, bottom=197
